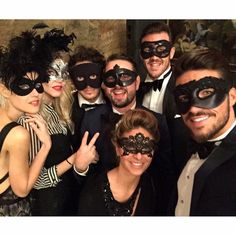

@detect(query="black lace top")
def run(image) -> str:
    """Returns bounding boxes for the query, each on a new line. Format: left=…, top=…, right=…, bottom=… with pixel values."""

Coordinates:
left=102, top=174, right=141, bottom=216
left=78, top=171, right=157, bottom=216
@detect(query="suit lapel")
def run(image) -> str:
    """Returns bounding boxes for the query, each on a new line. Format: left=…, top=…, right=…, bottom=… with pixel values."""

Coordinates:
left=190, top=126, right=236, bottom=215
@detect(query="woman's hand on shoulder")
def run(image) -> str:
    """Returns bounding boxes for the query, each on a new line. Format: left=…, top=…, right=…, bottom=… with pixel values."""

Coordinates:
left=24, top=114, right=51, bottom=150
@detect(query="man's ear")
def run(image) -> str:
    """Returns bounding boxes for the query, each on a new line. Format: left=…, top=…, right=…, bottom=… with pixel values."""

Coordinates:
left=229, top=87, right=236, bottom=107
left=0, top=84, right=11, bottom=98
left=135, top=75, right=141, bottom=91
left=170, top=46, right=176, bottom=60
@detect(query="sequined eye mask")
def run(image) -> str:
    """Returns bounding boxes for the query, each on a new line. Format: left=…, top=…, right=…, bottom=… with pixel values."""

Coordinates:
left=48, top=58, right=69, bottom=81
left=118, top=132, right=156, bottom=158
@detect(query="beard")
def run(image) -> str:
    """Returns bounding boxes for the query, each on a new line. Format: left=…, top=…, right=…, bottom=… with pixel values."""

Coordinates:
left=109, top=89, right=136, bottom=108
left=190, top=99, right=230, bottom=143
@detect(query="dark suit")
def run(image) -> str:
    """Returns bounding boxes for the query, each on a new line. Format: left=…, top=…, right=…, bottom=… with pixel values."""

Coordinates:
left=71, top=92, right=85, bottom=151
left=169, top=125, right=236, bottom=216
left=137, top=72, right=191, bottom=177
left=78, top=103, right=176, bottom=215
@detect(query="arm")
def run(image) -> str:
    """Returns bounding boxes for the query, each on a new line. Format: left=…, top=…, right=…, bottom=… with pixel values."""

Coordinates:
left=18, top=116, right=60, bottom=189
left=19, top=115, right=77, bottom=189
left=8, top=117, right=51, bottom=197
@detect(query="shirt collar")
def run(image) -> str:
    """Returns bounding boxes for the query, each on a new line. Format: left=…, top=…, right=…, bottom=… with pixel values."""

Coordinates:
left=78, top=92, right=105, bottom=107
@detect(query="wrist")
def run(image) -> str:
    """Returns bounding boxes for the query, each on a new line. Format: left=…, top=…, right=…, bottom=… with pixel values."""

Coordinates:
left=73, top=165, right=89, bottom=176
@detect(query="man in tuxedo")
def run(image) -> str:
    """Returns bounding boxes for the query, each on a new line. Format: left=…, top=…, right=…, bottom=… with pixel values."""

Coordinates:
left=74, top=53, right=176, bottom=215
left=138, top=21, right=190, bottom=177
left=172, top=48, right=236, bottom=216
left=68, top=45, right=107, bottom=151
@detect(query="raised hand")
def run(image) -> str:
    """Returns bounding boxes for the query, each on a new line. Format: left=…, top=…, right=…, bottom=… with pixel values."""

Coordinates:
left=74, top=131, right=100, bottom=172
left=24, top=114, right=51, bottom=148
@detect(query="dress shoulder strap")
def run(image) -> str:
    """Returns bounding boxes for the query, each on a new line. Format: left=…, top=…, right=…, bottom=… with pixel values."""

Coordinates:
left=0, top=122, right=20, bottom=151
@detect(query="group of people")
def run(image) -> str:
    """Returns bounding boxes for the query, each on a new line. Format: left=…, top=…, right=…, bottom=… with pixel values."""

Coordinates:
left=0, top=21, right=236, bottom=216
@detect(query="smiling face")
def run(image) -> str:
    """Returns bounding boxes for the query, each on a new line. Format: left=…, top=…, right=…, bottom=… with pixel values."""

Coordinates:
left=141, top=32, right=175, bottom=80
left=116, top=127, right=153, bottom=176
left=103, top=59, right=140, bottom=111
left=176, top=69, right=236, bottom=142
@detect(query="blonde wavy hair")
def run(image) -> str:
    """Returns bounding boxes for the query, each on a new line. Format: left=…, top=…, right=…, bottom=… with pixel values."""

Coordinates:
left=40, top=51, right=75, bottom=133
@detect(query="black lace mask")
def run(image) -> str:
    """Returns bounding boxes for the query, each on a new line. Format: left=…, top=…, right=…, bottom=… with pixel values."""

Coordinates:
left=118, top=132, right=156, bottom=158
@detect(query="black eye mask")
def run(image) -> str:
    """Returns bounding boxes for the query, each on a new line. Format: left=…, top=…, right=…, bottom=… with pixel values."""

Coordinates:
left=10, top=76, right=44, bottom=96
left=140, top=40, right=172, bottom=59
left=69, top=63, right=102, bottom=91
left=103, top=64, right=137, bottom=88
left=174, top=76, right=231, bottom=114
left=118, top=132, right=156, bottom=158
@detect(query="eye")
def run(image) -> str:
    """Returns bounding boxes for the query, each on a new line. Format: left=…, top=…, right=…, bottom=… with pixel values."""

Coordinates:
left=18, top=84, right=30, bottom=90
left=89, top=74, right=98, bottom=80
left=76, top=76, right=84, bottom=82
left=198, top=88, right=215, bottom=99
left=35, top=83, right=42, bottom=89
left=143, top=47, right=151, bottom=53
left=105, top=76, right=115, bottom=83
left=47, top=69, right=57, bottom=77
left=178, top=94, right=190, bottom=103
left=156, top=45, right=167, bottom=52
left=119, top=74, right=132, bottom=82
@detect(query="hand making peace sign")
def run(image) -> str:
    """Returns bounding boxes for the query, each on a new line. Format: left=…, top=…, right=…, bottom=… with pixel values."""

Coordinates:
left=74, top=131, right=100, bottom=173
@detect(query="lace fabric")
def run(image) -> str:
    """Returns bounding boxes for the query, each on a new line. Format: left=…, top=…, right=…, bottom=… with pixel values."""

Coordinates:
left=102, top=174, right=141, bottom=216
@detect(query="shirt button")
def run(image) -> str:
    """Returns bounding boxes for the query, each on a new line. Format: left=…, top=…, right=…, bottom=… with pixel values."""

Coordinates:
left=181, top=200, right=184, bottom=204
left=187, top=175, right=190, bottom=179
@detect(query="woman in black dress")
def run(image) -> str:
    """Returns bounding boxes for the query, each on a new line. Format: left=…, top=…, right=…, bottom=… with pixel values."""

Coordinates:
left=78, top=108, right=160, bottom=216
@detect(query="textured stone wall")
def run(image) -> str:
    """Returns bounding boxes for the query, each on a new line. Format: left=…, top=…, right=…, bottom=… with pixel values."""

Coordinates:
left=0, top=20, right=127, bottom=57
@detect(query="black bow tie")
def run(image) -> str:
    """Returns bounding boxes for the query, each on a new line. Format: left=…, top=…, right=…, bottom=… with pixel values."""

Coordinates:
left=188, top=139, right=218, bottom=159
left=142, top=79, right=165, bottom=92
left=141, top=68, right=172, bottom=93
left=81, top=103, right=103, bottom=110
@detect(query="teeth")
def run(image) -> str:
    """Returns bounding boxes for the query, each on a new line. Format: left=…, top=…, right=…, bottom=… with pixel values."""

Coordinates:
left=192, top=116, right=209, bottom=122
left=113, top=90, right=124, bottom=95
left=131, top=162, right=142, bottom=166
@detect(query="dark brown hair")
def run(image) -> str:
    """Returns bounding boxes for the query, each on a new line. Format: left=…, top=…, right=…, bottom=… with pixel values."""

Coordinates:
left=173, top=48, right=232, bottom=86
left=112, top=108, right=160, bottom=145
left=139, top=22, right=173, bottom=44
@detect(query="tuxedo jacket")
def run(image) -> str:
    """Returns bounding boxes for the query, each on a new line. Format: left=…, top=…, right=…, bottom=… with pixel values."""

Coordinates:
left=71, top=92, right=86, bottom=151
left=137, top=72, right=191, bottom=177
left=169, top=125, right=236, bottom=216
left=78, top=103, right=176, bottom=215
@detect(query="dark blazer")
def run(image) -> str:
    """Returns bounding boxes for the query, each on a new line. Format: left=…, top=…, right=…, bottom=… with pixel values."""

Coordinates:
left=170, top=125, right=236, bottom=216
left=137, top=72, right=191, bottom=177
left=71, top=92, right=86, bottom=151
left=78, top=103, right=176, bottom=215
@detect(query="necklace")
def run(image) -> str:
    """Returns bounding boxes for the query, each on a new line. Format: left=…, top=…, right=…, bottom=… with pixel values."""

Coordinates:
left=102, top=174, right=141, bottom=216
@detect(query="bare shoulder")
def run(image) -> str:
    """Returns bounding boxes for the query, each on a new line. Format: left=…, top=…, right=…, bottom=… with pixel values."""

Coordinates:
left=4, top=125, right=30, bottom=149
